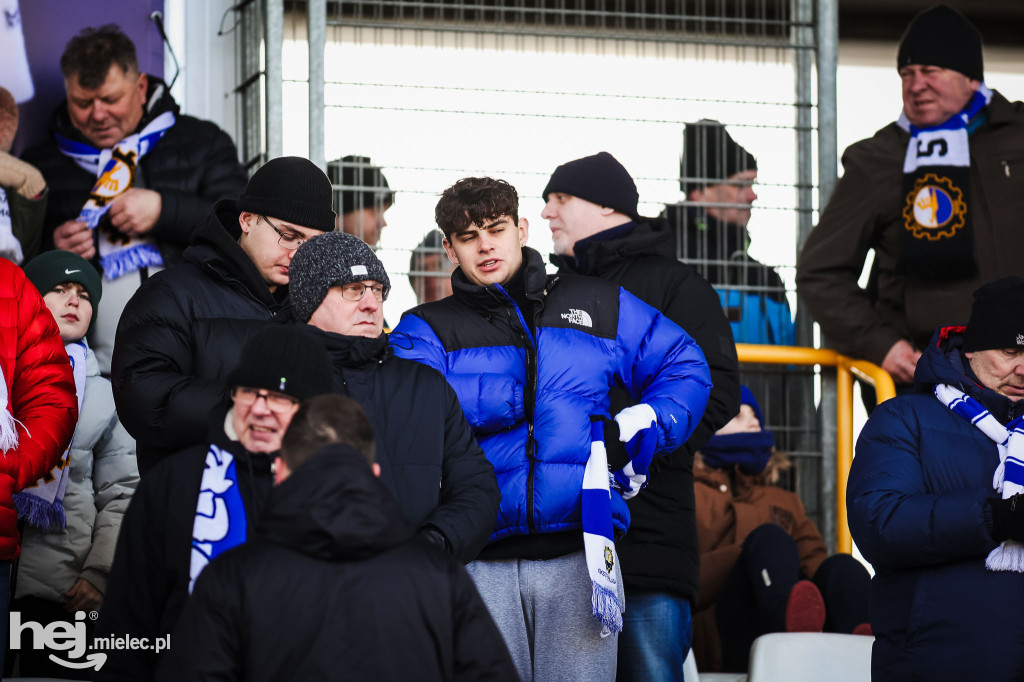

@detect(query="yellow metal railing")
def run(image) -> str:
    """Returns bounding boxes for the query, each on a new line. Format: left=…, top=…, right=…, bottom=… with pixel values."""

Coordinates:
left=735, top=344, right=896, bottom=553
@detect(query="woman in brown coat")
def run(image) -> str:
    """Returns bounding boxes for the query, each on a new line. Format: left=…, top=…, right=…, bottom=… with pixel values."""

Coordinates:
left=691, top=387, right=870, bottom=673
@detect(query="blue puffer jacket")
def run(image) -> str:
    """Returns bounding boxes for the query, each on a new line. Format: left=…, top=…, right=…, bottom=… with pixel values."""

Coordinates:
left=848, top=325, right=1024, bottom=682
left=391, top=248, right=711, bottom=545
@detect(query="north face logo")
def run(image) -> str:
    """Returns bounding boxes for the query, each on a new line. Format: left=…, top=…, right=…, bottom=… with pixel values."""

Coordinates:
left=561, top=308, right=593, bottom=328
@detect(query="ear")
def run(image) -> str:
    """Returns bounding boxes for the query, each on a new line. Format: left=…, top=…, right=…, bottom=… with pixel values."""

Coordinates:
left=372, top=462, right=382, bottom=478
left=518, top=218, right=529, bottom=246
left=239, top=212, right=257, bottom=236
left=442, top=237, right=459, bottom=266
left=598, top=206, right=616, bottom=217
left=136, top=71, right=149, bottom=97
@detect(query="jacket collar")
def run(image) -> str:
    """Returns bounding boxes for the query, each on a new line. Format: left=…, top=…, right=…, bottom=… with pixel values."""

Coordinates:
left=552, top=217, right=675, bottom=277
left=312, top=327, right=391, bottom=367
left=451, top=247, right=551, bottom=314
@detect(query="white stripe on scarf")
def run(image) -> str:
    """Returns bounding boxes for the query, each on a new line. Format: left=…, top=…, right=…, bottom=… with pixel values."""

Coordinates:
left=935, top=383, right=1024, bottom=572
left=189, top=443, right=247, bottom=593
left=0, top=187, right=24, bottom=264
left=583, top=419, right=623, bottom=636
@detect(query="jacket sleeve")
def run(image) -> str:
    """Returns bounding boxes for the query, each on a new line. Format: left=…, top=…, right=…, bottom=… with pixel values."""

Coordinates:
left=0, top=266, right=77, bottom=490
left=82, top=392, right=140, bottom=594
left=795, top=143, right=905, bottom=364
left=111, top=274, right=228, bottom=468
left=152, top=123, right=247, bottom=249
left=847, top=399, right=996, bottom=570
left=612, top=288, right=712, bottom=457
left=449, top=558, right=519, bottom=681
left=154, top=560, right=242, bottom=682
left=424, top=378, right=500, bottom=563
left=391, top=315, right=525, bottom=434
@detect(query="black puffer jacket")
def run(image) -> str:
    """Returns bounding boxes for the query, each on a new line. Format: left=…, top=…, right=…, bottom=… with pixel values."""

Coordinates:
left=155, top=444, right=517, bottom=682
left=312, top=328, right=499, bottom=563
left=111, top=201, right=290, bottom=472
left=21, top=77, right=246, bottom=266
left=555, top=218, right=740, bottom=604
left=96, top=423, right=274, bottom=682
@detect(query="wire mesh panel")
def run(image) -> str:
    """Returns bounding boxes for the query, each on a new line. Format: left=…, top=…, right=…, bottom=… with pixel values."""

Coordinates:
left=233, top=0, right=266, bottom=171
left=278, top=0, right=828, bottom=537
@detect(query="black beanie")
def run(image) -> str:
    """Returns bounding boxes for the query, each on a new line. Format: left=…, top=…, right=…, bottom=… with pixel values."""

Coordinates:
left=897, top=4, right=983, bottom=82
left=226, top=325, right=332, bottom=400
left=24, top=251, right=103, bottom=334
left=289, top=232, right=392, bottom=323
left=542, top=152, right=640, bottom=221
left=963, top=277, right=1024, bottom=353
left=327, top=155, right=395, bottom=217
left=235, top=156, right=336, bottom=232
left=680, top=119, right=757, bottom=194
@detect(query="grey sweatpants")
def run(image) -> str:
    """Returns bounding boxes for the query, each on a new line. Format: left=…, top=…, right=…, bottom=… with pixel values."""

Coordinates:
left=466, top=550, right=619, bottom=682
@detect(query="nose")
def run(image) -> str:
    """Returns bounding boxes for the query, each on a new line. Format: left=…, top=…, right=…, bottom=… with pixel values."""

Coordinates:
left=68, top=292, right=80, bottom=308
left=89, top=102, right=107, bottom=122
left=746, top=186, right=758, bottom=204
left=541, top=199, right=556, bottom=220
left=251, top=394, right=273, bottom=414
left=907, top=71, right=927, bottom=93
left=359, top=291, right=382, bottom=312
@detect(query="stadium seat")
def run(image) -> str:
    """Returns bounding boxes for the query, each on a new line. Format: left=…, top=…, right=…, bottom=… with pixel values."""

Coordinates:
left=746, top=632, right=872, bottom=682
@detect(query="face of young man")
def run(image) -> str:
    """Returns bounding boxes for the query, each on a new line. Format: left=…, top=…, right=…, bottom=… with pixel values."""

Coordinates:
left=238, top=212, right=323, bottom=292
left=966, top=348, right=1024, bottom=402
left=232, top=388, right=300, bottom=453
left=340, top=206, right=389, bottom=247
left=688, top=169, right=758, bottom=228
left=42, top=282, right=94, bottom=344
left=442, top=215, right=528, bottom=288
left=65, top=64, right=148, bottom=149
left=541, top=193, right=614, bottom=258
left=899, top=64, right=980, bottom=129
left=308, top=281, right=386, bottom=338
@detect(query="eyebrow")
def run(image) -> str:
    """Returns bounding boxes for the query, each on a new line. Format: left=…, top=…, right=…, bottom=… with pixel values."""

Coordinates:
left=482, top=218, right=506, bottom=229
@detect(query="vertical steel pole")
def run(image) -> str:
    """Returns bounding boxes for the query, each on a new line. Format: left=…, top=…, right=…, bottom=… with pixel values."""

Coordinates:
left=265, top=0, right=284, bottom=160
left=308, top=0, right=326, bottom=170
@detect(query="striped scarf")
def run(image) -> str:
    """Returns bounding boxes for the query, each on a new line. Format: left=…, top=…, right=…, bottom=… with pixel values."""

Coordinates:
left=189, top=443, right=247, bottom=593
left=583, top=418, right=622, bottom=636
left=935, top=383, right=1024, bottom=572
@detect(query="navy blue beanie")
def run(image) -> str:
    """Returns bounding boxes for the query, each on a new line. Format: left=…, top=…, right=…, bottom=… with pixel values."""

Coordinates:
left=543, top=152, right=640, bottom=221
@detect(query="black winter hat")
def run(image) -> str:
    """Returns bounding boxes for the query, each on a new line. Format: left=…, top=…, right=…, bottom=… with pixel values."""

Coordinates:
left=963, top=277, right=1024, bottom=353
left=236, top=156, right=336, bottom=232
left=227, top=325, right=332, bottom=400
left=897, top=4, right=983, bottom=82
left=681, top=119, right=757, bottom=193
left=543, top=152, right=640, bottom=221
left=24, top=251, right=103, bottom=334
left=289, top=232, right=392, bottom=323
left=327, top=155, right=395, bottom=216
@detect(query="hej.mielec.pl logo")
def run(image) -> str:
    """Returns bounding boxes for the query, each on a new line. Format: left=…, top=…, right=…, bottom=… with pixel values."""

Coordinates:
left=9, top=610, right=171, bottom=671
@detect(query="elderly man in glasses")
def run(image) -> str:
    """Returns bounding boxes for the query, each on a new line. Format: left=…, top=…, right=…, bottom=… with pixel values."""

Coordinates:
left=97, top=324, right=333, bottom=681
left=111, top=157, right=335, bottom=474
left=287, top=232, right=499, bottom=565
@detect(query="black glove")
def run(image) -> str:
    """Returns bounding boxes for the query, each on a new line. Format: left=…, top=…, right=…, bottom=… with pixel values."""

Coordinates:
left=418, top=525, right=453, bottom=554
left=989, top=493, right=1024, bottom=542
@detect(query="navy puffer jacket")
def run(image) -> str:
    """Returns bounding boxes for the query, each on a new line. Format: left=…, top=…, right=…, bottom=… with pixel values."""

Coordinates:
left=848, top=325, right=1024, bottom=681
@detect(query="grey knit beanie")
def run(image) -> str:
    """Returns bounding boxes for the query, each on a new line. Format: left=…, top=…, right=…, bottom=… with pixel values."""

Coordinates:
left=289, top=232, right=391, bottom=323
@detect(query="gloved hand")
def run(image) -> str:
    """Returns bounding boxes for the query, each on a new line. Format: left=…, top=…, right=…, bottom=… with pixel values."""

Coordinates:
left=989, top=493, right=1024, bottom=542
left=418, top=525, right=453, bottom=554
left=607, top=404, right=658, bottom=500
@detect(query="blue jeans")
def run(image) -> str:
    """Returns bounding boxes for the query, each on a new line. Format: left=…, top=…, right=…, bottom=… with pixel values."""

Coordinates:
left=617, top=590, right=693, bottom=682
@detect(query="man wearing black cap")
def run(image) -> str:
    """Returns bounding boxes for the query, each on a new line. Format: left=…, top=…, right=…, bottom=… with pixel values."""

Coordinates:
left=96, top=325, right=333, bottom=682
left=111, top=156, right=336, bottom=473
left=289, top=231, right=499, bottom=564
left=541, top=152, right=739, bottom=682
left=663, top=120, right=794, bottom=346
left=849, top=276, right=1024, bottom=681
left=797, top=4, right=1024, bottom=388
left=327, top=155, right=394, bottom=246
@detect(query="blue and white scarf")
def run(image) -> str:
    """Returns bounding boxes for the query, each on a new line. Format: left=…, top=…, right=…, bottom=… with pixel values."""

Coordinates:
left=12, top=341, right=86, bottom=531
left=935, top=383, right=1024, bottom=572
left=189, top=443, right=247, bottom=593
left=583, top=418, right=622, bottom=636
left=898, top=83, right=992, bottom=279
left=55, top=110, right=174, bottom=280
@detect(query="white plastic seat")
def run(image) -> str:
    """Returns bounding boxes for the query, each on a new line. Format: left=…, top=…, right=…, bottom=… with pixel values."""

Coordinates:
left=746, top=632, right=873, bottom=682
left=683, top=647, right=749, bottom=682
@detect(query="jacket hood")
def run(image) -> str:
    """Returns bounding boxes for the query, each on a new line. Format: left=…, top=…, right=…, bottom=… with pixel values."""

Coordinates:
left=183, top=201, right=284, bottom=310
left=259, top=443, right=412, bottom=560
left=48, top=75, right=179, bottom=144
left=552, top=218, right=675, bottom=276
left=916, top=325, right=1024, bottom=424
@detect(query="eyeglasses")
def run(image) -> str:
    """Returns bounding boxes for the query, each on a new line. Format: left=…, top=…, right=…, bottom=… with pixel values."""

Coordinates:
left=262, top=216, right=306, bottom=250
left=340, top=282, right=388, bottom=302
left=233, top=387, right=299, bottom=412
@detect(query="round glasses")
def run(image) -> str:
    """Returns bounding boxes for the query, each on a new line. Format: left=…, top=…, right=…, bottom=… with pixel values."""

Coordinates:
left=341, top=282, right=387, bottom=302
left=233, top=387, right=299, bottom=412
left=262, top=216, right=306, bottom=250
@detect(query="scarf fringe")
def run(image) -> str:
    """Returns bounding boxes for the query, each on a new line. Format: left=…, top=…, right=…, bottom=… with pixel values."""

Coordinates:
left=986, top=541, right=1024, bottom=573
left=12, top=492, right=66, bottom=533
left=591, top=583, right=623, bottom=637
left=0, top=407, right=21, bottom=453
left=100, top=244, right=164, bottom=281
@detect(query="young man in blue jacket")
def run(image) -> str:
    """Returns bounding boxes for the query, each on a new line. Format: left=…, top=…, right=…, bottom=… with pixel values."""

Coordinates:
left=391, top=177, right=711, bottom=681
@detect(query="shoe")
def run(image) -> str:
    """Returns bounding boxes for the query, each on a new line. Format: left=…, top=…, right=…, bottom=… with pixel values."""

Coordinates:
left=785, top=580, right=826, bottom=633
left=852, top=622, right=873, bottom=637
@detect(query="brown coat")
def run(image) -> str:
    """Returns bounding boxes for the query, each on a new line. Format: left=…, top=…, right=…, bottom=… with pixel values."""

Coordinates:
left=795, top=91, right=1024, bottom=365
left=691, top=465, right=827, bottom=671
